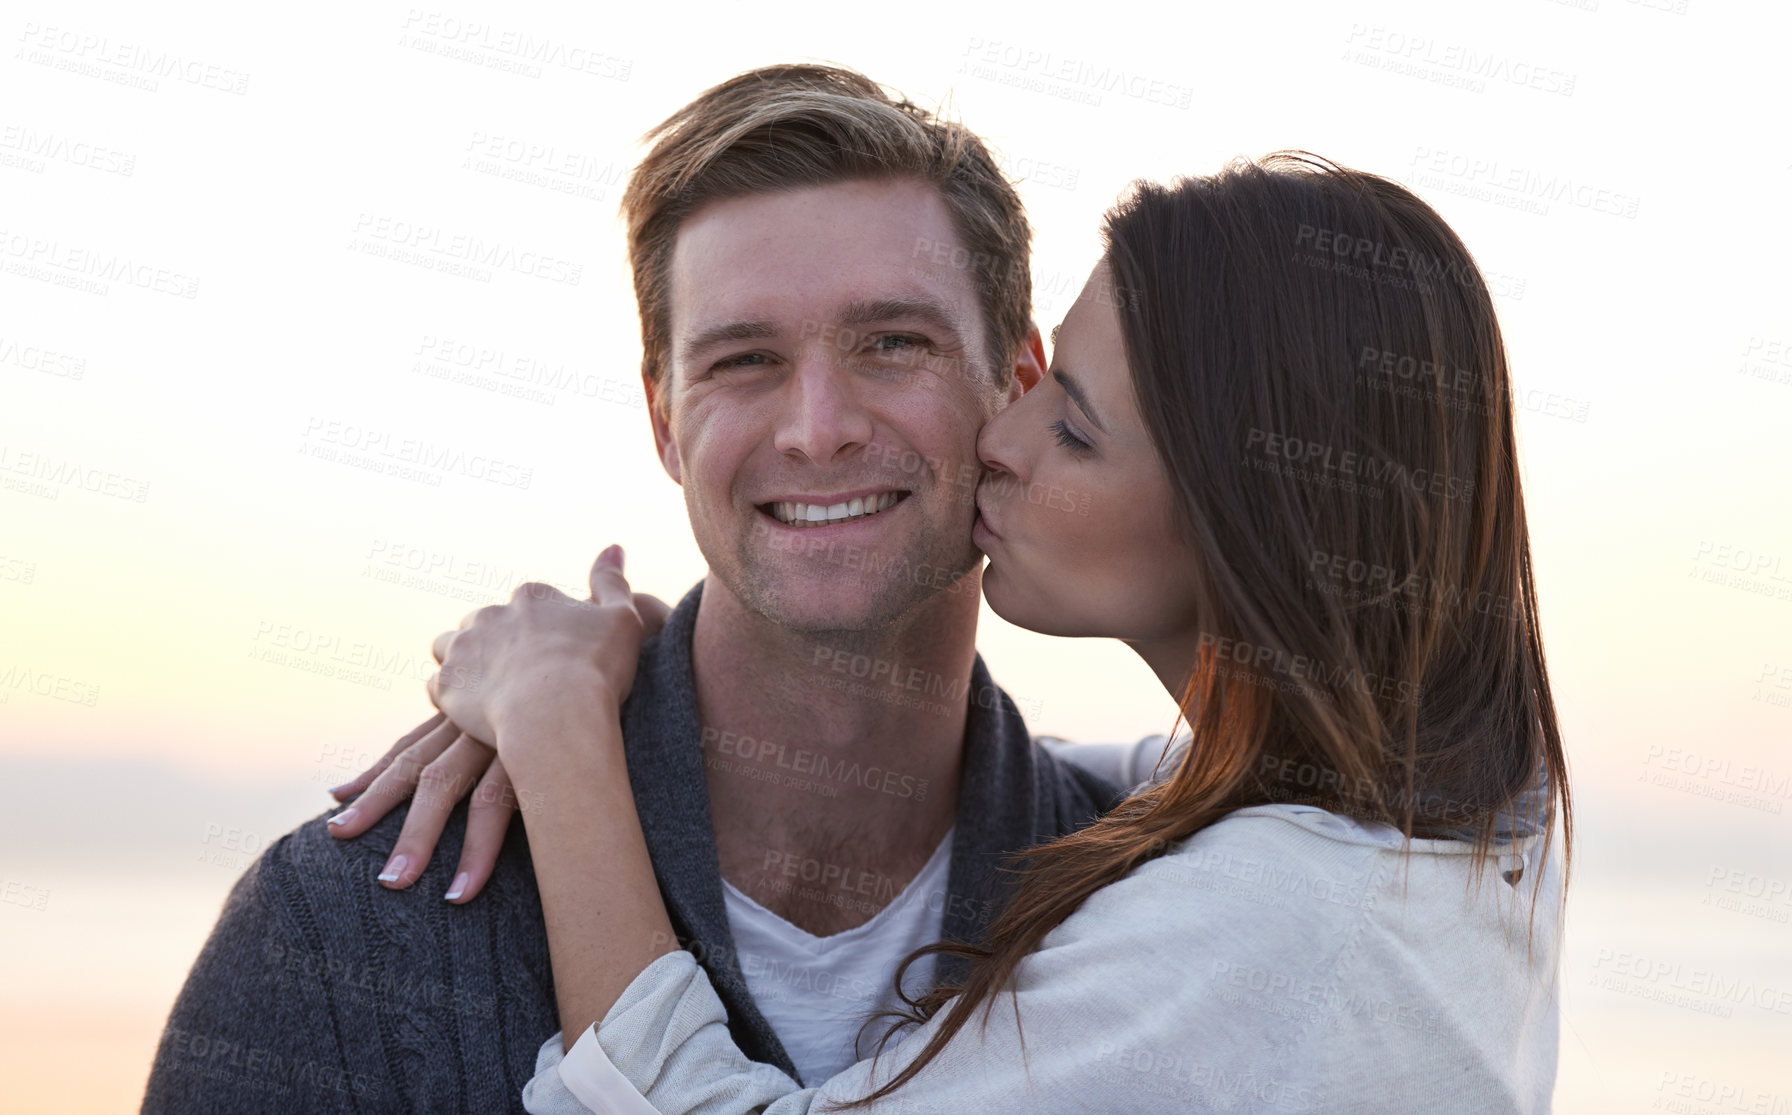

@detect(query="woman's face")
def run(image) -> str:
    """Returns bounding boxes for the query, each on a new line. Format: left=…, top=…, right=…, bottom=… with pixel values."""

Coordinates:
left=973, top=259, right=1202, bottom=642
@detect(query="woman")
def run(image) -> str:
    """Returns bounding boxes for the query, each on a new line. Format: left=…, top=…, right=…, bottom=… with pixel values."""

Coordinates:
left=399, top=153, right=1571, bottom=1112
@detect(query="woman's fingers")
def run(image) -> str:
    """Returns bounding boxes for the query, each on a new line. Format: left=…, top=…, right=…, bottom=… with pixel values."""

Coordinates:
left=444, top=757, right=521, bottom=903
left=588, top=544, right=633, bottom=607
left=326, top=717, right=458, bottom=838
left=327, top=712, right=445, bottom=802
left=632, top=592, right=671, bottom=639
left=375, top=733, right=493, bottom=890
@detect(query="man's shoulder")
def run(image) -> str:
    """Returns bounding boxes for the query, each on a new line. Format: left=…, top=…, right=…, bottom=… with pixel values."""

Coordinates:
left=257, top=798, right=545, bottom=932
left=1027, top=737, right=1129, bottom=824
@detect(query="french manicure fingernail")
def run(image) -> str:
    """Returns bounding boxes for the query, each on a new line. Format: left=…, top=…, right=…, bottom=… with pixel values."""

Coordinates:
left=327, top=807, right=359, bottom=827
left=445, top=872, right=469, bottom=901
left=377, top=854, right=407, bottom=883
left=326, top=783, right=351, bottom=795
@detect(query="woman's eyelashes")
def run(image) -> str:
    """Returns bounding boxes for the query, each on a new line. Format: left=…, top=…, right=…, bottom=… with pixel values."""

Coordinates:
left=1050, top=419, right=1094, bottom=455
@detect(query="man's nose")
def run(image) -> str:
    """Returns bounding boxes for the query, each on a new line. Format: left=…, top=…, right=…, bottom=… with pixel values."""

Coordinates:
left=772, top=358, right=875, bottom=464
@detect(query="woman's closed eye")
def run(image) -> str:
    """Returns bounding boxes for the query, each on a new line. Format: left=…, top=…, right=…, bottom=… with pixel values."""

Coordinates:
left=1050, top=419, right=1093, bottom=454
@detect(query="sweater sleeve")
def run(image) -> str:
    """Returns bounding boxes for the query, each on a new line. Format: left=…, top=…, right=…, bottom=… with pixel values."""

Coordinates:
left=1037, top=734, right=1184, bottom=793
left=521, top=829, right=1372, bottom=1115
left=141, top=838, right=375, bottom=1114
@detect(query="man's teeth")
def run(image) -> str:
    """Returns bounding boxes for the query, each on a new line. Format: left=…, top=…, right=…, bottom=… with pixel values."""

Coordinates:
left=771, top=492, right=902, bottom=527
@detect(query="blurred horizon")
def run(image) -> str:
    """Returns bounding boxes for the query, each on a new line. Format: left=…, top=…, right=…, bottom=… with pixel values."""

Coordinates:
left=5, top=0, right=1790, bottom=1111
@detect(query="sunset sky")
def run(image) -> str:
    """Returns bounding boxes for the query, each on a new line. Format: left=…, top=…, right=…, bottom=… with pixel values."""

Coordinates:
left=3, top=1, right=1789, bottom=1110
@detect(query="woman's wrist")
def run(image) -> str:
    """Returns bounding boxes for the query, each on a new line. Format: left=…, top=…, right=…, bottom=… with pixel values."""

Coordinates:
left=491, top=671, right=627, bottom=783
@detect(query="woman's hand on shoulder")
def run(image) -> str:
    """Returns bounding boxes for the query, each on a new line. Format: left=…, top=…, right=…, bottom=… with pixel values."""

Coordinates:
left=426, top=545, right=657, bottom=770
left=324, top=545, right=668, bottom=902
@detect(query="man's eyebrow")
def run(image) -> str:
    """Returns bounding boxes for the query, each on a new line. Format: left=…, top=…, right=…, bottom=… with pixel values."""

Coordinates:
left=682, top=319, right=779, bottom=355
left=1053, top=368, right=1108, bottom=433
left=839, top=297, right=966, bottom=340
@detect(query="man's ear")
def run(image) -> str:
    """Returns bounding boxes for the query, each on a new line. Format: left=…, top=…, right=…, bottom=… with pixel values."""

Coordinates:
left=643, top=369, right=682, bottom=486
left=1008, top=323, right=1047, bottom=402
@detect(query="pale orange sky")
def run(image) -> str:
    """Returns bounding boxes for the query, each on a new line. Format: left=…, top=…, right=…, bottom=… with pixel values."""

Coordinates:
left=4, top=1, right=1790, bottom=1111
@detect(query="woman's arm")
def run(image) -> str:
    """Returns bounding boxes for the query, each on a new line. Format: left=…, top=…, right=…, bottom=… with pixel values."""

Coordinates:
left=503, top=696, right=676, bottom=1041
left=520, top=836, right=1313, bottom=1115
left=426, top=545, right=677, bottom=1039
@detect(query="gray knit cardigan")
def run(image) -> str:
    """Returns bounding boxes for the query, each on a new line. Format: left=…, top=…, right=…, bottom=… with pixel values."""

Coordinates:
left=141, top=582, right=1123, bottom=1113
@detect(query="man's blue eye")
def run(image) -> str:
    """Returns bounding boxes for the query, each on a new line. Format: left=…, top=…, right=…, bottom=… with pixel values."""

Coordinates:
left=715, top=352, right=769, bottom=370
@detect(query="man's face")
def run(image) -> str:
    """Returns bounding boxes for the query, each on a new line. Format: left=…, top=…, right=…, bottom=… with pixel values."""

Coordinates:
left=650, top=177, right=1025, bottom=634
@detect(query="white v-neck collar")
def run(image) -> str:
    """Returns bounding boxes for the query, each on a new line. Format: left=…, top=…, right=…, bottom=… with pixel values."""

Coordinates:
left=720, top=825, right=956, bottom=946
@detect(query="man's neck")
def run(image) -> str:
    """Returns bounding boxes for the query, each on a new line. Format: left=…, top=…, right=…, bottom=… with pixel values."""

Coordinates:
left=690, top=573, right=979, bottom=932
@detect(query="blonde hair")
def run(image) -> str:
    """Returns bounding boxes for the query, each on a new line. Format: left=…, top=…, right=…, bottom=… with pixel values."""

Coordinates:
left=621, top=63, right=1033, bottom=403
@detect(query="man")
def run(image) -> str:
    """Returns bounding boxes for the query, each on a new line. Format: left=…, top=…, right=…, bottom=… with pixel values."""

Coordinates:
left=142, top=64, right=1161, bottom=1113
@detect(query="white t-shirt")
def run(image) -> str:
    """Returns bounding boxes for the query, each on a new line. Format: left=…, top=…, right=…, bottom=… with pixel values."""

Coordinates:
left=719, top=826, right=955, bottom=1085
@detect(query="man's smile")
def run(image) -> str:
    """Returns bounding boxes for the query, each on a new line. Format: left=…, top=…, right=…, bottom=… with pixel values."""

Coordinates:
left=757, top=489, right=913, bottom=529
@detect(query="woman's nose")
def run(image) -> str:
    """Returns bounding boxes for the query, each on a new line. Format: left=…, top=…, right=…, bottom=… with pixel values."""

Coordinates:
left=976, top=391, right=1026, bottom=482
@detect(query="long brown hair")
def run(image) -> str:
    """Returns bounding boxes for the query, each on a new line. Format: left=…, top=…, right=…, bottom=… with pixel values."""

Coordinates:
left=830, top=152, right=1572, bottom=1107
